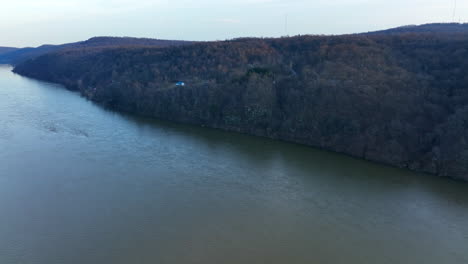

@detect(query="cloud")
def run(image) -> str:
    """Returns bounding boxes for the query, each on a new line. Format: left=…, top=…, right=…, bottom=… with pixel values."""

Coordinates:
left=0, top=0, right=163, bottom=22
left=216, top=18, right=241, bottom=24
left=1, top=0, right=468, bottom=46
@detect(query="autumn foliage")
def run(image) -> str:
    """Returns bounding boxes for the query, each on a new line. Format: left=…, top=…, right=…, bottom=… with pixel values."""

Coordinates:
left=13, top=32, right=468, bottom=180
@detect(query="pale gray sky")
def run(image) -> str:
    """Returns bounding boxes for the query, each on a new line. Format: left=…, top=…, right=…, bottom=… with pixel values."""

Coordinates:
left=0, top=0, right=466, bottom=47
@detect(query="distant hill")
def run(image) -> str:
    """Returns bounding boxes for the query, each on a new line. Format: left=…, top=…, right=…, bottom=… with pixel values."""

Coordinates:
left=0, top=45, right=59, bottom=65
left=365, top=23, right=468, bottom=35
left=0, top=47, right=18, bottom=56
left=5, top=23, right=467, bottom=65
left=79, top=37, right=192, bottom=47
left=0, top=37, right=192, bottom=65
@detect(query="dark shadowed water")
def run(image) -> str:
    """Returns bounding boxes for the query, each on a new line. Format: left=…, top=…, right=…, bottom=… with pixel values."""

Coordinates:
left=1, top=65, right=467, bottom=264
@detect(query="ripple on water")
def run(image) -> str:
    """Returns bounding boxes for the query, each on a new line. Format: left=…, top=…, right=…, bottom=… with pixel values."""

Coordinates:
left=0, top=66, right=468, bottom=264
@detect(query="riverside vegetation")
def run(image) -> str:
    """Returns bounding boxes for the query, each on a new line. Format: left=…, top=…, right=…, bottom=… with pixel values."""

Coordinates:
left=8, top=23, right=468, bottom=181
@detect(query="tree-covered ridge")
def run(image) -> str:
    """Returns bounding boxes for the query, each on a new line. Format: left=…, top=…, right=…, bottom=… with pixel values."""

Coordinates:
left=0, top=47, right=17, bottom=56
left=13, top=32, right=468, bottom=180
left=0, top=37, right=192, bottom=65
left=366, top=23, right=468, bottom=35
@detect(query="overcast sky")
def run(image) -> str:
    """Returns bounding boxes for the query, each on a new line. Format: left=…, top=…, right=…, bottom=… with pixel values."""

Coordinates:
left=0, top=0, right=466, bottom=47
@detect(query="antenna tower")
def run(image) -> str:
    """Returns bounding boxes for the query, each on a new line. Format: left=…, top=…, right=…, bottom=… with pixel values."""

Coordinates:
left=453, top=0, right=457, bottom=22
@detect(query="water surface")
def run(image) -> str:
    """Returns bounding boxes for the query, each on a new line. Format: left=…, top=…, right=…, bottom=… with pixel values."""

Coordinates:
left=1, top=65, right=467, bottom=264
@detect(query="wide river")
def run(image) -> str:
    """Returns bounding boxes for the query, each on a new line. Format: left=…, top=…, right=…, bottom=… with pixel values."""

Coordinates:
left=0, top=65, right=467, bottom=263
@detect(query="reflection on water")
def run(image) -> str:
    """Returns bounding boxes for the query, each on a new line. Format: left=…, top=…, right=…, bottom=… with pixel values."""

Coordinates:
left=0, top=65, right=467, bottom=264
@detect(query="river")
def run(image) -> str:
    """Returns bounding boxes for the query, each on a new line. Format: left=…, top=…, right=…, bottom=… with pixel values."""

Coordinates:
left=0, top=65, right=467, bottom=263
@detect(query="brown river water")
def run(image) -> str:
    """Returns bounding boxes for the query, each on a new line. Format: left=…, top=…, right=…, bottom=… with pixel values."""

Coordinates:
left=0, top=65, right=467, bottom=263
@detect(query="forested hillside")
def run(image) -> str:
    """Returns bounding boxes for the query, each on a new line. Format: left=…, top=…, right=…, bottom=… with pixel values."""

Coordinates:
left=14, top=31, right=468, bottom=180
left=366, top=23, right=468, bottom=35
left=0, top=37, right=192, bottom=65
left=0, top=47, right=17, bottom=55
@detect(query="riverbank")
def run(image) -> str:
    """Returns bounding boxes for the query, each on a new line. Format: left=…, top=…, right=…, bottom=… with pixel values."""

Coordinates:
left=12, top=33, right=468, bottom=181
left=2, top=65, right=468, bottom=264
